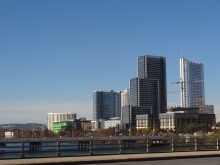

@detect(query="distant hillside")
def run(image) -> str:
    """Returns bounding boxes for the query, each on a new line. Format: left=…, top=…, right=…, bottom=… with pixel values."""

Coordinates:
left=0, top=123, right=46, bottom=130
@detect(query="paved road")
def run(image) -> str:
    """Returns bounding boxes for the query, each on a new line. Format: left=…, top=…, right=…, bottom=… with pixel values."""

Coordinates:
left=2, top=151, right=220, bottom=165
left=83, top=157, right=220, bottom=165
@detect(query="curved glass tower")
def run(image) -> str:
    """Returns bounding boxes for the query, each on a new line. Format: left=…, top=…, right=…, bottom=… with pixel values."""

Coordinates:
left=180, top=57, right=205, bottom=108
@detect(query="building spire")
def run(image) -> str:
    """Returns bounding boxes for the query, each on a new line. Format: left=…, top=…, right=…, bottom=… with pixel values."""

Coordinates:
left=180, top=49, right=183, bottom=58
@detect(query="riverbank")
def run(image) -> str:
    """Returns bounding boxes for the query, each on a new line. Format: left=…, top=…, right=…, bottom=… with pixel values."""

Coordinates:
left=1, top=150, right=220, bottom=165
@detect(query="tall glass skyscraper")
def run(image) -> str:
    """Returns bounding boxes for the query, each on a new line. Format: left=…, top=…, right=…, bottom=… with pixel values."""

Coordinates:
left=133, top=55, right=167, bottom=114
left=180, top=57, right=205, bottom=108
left=122, top=55, right=167, bottom=126
left=93, top=90, right=121, bottom=120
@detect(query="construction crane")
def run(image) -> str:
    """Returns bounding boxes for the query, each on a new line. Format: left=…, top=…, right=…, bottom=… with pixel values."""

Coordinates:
left=167, top=90, right=180, bottom=93
left=168, top=79, right=186, bottom=106
left=169, top=79, right=203, bottom=91
left=168, top=79, right=203, bottom=107
left=169, top=79, right=203, bottom=85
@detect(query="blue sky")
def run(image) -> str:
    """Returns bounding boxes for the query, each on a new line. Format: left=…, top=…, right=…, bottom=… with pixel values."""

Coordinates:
left=0, top=0, right=220, bottom=124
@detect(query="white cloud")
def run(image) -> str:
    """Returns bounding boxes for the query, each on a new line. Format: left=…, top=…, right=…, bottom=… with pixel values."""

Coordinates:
left=0, top=100, right=93, bottom=124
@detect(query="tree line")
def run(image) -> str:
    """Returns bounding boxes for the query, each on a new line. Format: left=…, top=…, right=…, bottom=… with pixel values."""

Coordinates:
left=0, top=123, right=219, bottom=138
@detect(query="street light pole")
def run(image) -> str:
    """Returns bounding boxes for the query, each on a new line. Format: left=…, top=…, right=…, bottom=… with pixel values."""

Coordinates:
left=32, top=123, right=34, bottom=138
left=72, top=121, right=73, bottom=137
left=129, top=105, right=131, bottom=136
left=83, top=124, right=85, bottom=137
left=115, top=128, right=116, bottom=136
left=22, top=126, right=23, bottom=138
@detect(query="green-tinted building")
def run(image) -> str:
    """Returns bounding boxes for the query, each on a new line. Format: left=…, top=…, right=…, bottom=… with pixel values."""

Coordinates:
left=53, top=120, right=75, bottom=133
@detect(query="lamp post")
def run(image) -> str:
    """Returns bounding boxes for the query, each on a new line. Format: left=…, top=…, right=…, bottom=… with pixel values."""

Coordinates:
left=32, top=123, right=34, bottom=138
left=22, top=126, right=23, bottom=138
left=129, top=105, right=131, bottom=136
left=72, top=120, right=73, bottom=137
left=83, top=124, right=85, bottom=137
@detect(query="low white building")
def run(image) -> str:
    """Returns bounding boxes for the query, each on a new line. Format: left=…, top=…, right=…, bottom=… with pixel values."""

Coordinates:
left=5, top=131, right=14, bottom=138
left=105, top=117, right=121, bottom=129
left=216, top=118, right=220, bottom=124
left=136, top=114, right=149, bottom=130
left=91, top=119, right=105, bottom=131
left=47, top=112, right=77, bottom=130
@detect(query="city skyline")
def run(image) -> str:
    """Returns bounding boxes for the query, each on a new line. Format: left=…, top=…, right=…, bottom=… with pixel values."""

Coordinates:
left=0, top=1, right=220, bottom=124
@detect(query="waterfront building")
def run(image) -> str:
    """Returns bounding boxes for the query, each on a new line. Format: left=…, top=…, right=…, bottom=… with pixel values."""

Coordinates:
left=93, top=90, right=121, bottom=120
left=105, top=117, right=121, bottom=129
left=91, top=119, right=105, bottom=131
left=4, top=132, right=14, bottom=138
left=47, top=112, right=77, bottom=130
left=159, top=111, right=216, bottom=132
left=81, top=119, right=92, bottom=132
left=121, top=105, right=152, bottom=125
left=53, top=119, right=81, bottom=133
left=136, top=114, right=159, bottom=131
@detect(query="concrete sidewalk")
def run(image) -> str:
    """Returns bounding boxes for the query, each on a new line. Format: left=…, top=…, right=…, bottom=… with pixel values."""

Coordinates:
left=1, top=151, right=220, bottom=165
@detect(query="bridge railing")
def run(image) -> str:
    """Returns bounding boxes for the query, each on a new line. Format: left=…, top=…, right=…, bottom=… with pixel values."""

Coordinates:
left=0, top=137, right=219, bottom=159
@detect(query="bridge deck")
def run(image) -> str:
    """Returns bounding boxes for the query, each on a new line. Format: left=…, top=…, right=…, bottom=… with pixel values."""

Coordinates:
left=0, top=136, right=165, bottom=143
left=1, top=151, right=220, bottom=165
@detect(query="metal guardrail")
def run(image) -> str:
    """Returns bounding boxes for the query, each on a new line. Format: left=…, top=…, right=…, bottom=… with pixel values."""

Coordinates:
left=0, top=137, right=220, bottom=159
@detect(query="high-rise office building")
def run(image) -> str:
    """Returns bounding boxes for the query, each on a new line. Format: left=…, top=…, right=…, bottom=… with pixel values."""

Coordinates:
left=180, top=57, right=214, bottom=114
left=122, top=55, right=167, bottom=126
left=180, top=57, right=205, bottom=108
left=135, top=55, right=167, bottom=113
left=130, top=78, right=161, bottom=115
left=93, top=90, right=121, bottom=120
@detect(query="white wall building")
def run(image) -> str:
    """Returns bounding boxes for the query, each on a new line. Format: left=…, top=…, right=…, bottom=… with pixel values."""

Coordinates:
left=136, top=114, right=149, bottom=130
left=216, top=118, right=220, bottom=123
left=121, top=89, right=130, bottom=107
left=105, top=117, right=121, bottom=129
left=91, top=119, right=105, bottom=131
left=47, top=112, right=77, bottom=130
left=5, top=131, right=14, bottom=138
